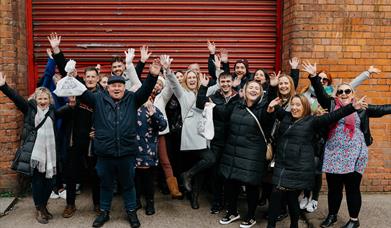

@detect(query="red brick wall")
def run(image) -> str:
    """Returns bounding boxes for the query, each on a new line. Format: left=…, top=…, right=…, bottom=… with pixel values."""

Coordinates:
left=0, top=0, right=27, bottom=192
left=282, top=0, right=391, bottom=191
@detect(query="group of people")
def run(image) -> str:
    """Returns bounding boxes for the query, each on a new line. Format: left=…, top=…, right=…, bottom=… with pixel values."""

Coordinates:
left=1, top=33, right=390, bottom=228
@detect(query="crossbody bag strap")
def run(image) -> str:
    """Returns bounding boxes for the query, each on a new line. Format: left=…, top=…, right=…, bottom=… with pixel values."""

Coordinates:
left=245, top=107, right=268, bottom=144
left=34, top=111, right=51, bottom=131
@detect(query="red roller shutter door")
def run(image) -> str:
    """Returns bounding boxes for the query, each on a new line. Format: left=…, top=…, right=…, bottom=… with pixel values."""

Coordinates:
left=28, top=0, right=282, bottom=93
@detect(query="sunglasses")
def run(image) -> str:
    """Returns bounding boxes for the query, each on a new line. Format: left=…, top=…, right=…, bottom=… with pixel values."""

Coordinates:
left=336, top=89, right=352, bottom=95
left=320, top=77, right=330, bottom=83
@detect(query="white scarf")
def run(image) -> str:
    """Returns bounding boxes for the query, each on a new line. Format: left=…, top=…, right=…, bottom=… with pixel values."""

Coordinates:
left=30, top=107, right=57, bottom=178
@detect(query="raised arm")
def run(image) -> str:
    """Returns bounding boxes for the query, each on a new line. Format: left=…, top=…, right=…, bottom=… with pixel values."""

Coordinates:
left=303, top=61, right=333, bottom=110
left=124, top=48, right=142, bottom=91
left=48, top=33, right=68, bottom=77
left=314, top=97, right=367, bottom=126
left=350, top=66, right=381, bottom=89
left=145, top=102, right=167, bottom=132
left=0, top=73, right=29, bottom=114
left=367, top=104, right=391, bottom=117
left=38, top=49, right=56, bottom=89
left=135, top=45, right=151, bottom=78
left=134, top=59, right=160, bottom=108
left=207, top=40, right=217, bottom=80
left=196, top=85, right=209, bottom=109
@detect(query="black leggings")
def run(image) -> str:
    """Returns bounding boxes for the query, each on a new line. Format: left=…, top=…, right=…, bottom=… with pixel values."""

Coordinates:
left=268, top=187, right=301, bottom=228
left=326, top=172, right=362, bottom=218
left=135, top=167, right=156, bottom=201
left=225, top=179, right=260, bottom=219
left=32, top=169, right=54, bottom=208
left=304, top=174, right=322, bottom=201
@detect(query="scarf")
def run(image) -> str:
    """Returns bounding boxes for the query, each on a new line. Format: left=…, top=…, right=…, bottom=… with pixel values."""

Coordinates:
left=328, top=98, right=355, bottom=140
left=30, top=107, right=57, bottom=178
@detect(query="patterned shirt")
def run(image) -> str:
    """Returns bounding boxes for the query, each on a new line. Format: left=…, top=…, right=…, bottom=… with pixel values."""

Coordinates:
left=322, top=112, right=368, bottom=174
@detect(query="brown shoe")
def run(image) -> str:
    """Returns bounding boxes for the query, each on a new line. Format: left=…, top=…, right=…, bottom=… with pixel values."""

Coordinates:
left=166, top=177, right=183, bottom=199
left=62, top=205, right=76, bottom=218
left=36, top=207, right=49, bottom=224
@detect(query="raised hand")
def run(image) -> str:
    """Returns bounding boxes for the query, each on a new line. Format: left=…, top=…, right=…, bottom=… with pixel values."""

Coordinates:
left=232, top=77, right=241, bottom=87
left=368, top=65, right=381, bottom=74
left=213, top=54, right=221, bottom=70
left=353, top=96, right=368, bottom=110
left=220, top=49, right=229, bottom=63
left=46, top=48, right=53, bottom=59
left=269, top=71, right=281, bottom=87
left=47, top=32, right=61, bottom=54
left=124, top=48, right=135, bottom=65
left=302, top=60, right=317, bottom=77
left=95, top=64, right=101, bottom=74
left=145, top=100, right=156, bottom=116
left=149, top=58, right=162, bottom=76
left=207, top=40, right=216, bottom=54
left=267, top=97, right=282, bottom=113
left=159, top=54, right=173, bottom=71
left=200, top=73, right=210, bottom=87
left=0, top=72, right=6, bottom=86
left=289, top=57, right=300, bottom=69
left=140, top=45, right=152, bottom=63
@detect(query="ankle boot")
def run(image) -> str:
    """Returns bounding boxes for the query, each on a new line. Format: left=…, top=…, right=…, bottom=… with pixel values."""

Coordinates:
left=181, top=172, right=192, bottom=192
left=166, top=177, right=183, bottom=199
left=342, top=219, right=360, bottom=228
left=35, top=206, right=49, bottom=224
left=42, top=205, right=53, bottom=220
left=92, top=210, right=110, bottom=227
left=127, top=210, right=141, bottom=228
left=321, top=214, right=338, bottom=227
left=145, top=199, right=155, bottom=215
left=190, top=192, right=199, bottom=209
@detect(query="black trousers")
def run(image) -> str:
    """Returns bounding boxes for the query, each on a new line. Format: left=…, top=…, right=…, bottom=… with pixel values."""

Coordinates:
left=165, top=130, right=182, bottom=177
left=268, top=187, right=301, bottom=228
left=225, top=179, right=260, bottom=220
left=32, top=169, right=54, bottom=208
left=210, top=144, right=224, bottom=205
left=326, top=172, right=362, bottom=218
left=135, top=167, right=156, bottom=201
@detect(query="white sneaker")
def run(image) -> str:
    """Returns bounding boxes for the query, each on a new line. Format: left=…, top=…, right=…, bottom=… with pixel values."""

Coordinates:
left=306, top=200, right=318, bottom=213
left=299, top=197, right=309, bottom=209
left=59, top=189, right=67, bottom=200
left=49, top=191, right=59, bottom=199
left=219, top=213, right=240, bottom=225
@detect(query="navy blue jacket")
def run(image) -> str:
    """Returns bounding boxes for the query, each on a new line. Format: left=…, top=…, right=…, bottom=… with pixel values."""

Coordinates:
left=79, top=74, right=157, bottom=158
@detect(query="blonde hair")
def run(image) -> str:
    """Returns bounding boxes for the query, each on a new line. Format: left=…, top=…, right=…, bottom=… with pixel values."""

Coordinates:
left=181, top=70, right=200, bottom=92
left=29, top=87, right=54, bottom=105
left=243, top=80, right=264, bottom=105
left=277, top=74, right=296, bottom=99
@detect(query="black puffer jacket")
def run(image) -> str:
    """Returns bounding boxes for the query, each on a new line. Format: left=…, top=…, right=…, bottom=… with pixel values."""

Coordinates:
left=0, top=83, right=65, bottom=176
left=219, top=97, right=274, bottom=185
left=271, top=104, right=356, bottom=190
left=196, top=85, right=240, bottom=147
left=310, top=75, right=391, bottom=146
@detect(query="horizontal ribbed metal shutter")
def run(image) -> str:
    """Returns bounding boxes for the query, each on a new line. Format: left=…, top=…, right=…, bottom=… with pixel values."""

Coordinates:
left=29, top=0, right=281, bottom=91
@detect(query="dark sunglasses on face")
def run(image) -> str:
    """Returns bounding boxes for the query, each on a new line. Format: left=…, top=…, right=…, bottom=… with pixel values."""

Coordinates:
left=320, top=77, right=330, bottom=83
left=336, top=89, right=352, bottom=95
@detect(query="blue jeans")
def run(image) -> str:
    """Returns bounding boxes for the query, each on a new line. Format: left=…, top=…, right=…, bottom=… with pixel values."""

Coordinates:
left=32, top=169, right=54, bottom=208
left=96, top=156, right=137, bottom=211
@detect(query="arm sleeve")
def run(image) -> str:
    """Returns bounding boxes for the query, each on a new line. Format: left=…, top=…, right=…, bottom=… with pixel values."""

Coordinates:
left=38, top=58, right=56, bottom=89
left=290, top=69, right=300, bottom=89
left=53, top=51, right=68, bottom=78
left=349, top=71, right=370, bottom=89
left=0, top=83, right=29, bottom=114
left=314, top=104, right=355, bottom=126
left=196, top=85, right=209, bottom=109
left=222, top=61, right=230, bottom=74
left=208, top=54, right=216, bottom=80
left=124, top=63, right=142, bottom=92
left=309, top=75, right=333, bottom=110
left=367, top=104, right=391, bottom=117
left=134, top=74, right=158, bottom=108
left=166, top=70, right=185, bottom=100
left=135, top=60, right=146, bottom=78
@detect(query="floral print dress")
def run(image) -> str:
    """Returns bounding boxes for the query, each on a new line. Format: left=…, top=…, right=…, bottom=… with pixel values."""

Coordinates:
left=322, top=112, right=368, bottom=174
left=135, top=105, right=167, bottom=167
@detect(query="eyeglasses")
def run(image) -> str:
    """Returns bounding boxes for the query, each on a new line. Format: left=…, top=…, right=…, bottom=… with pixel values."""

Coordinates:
left=320, top=77, right=330, bottom=84
left=336, top=89, right=352, bottom=95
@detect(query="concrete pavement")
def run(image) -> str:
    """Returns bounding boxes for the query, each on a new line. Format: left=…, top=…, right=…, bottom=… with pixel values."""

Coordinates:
left=0, top=191, right=390, bottom=227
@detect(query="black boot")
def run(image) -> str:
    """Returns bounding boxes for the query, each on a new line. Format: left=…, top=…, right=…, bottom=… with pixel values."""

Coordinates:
left=135, top=198, right=142, bottom=211
left=145, top=199, right=155, bottom=215
left=341, top=219, right=360, bottom=228
left=127, top=210, right=141, bottom=228
left=190, top=192, right=199, bottom=209
left=92, top=210, right=110, bottom=227
left=181, top=172, right=192, bottom=192
left=321, top=214, right=338, bottom=227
